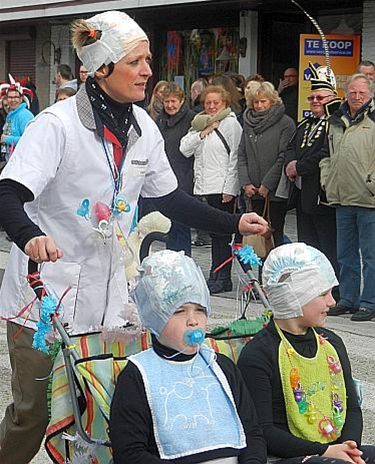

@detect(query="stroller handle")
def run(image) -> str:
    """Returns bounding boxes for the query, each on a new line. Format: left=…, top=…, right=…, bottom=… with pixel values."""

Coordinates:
left=139, top=231, right=169, bottom=262
left=27, top=258, right=44, bottom=301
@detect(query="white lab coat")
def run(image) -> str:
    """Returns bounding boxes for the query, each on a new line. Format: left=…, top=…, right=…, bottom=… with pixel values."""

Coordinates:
left=0, top=87, right=177, bottom=334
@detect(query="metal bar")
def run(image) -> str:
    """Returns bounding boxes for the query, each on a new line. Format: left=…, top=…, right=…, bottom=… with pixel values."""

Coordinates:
left=63, top=347, right=110, bottom=447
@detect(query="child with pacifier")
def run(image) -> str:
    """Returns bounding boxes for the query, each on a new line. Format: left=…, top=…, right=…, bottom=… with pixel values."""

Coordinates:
left=110, top=249, right=267, bottom=464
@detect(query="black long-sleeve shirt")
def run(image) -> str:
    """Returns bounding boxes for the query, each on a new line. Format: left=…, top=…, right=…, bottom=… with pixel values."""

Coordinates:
left=110, top=337, right=267, bottom=464
left=237, top=319, right=362, bottom=459
left=0, top=179, right=240, bottom=252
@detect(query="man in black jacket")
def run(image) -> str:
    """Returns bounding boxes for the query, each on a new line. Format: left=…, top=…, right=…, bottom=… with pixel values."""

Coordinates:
left=284, top=63, right=340, bottom=297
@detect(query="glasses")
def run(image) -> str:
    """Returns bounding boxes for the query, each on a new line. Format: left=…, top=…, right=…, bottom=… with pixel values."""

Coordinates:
left=80, top=71, right=88, bottom=75
left=307, top=95, right=330, bottom=102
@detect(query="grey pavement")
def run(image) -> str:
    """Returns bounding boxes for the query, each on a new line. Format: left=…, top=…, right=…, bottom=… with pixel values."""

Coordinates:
left=0, top=211, right=373, bottom=462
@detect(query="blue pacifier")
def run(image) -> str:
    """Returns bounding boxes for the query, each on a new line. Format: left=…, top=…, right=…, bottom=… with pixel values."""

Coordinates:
left=183, top=328, right=205, bottom=346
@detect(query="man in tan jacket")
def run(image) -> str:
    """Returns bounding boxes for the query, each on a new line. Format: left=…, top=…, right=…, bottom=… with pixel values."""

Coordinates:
left=320, top=73, right=375, bottom=322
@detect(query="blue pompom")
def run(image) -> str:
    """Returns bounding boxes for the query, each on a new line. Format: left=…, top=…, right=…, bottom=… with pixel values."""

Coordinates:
left=237, top=245, right=262, bottom=267
left=32, top=295, right=57, bottom=353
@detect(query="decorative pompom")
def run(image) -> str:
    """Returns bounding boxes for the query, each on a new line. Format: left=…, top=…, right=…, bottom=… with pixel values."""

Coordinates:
left=236, top=245, right=262, bottom=267
left=70, top=19, right=101, bottom=49
left=32, top=295, right=57, bottom=353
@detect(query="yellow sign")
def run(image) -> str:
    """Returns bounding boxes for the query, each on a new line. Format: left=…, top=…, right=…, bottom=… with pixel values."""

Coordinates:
left=298, top=33, right=361, bottom=121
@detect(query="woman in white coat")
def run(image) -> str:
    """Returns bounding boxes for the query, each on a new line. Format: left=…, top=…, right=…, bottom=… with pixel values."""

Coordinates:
left=180, top=84, right=242, bottom=294
left=0, top=13, right=267, bottom=463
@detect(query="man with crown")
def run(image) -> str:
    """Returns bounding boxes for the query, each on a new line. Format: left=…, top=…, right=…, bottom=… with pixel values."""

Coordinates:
left=283, top=62, right=340, bottom=299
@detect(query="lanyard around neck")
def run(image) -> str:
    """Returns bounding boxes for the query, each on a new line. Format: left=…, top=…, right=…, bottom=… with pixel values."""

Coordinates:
left=100, top=137, right=125, bottom=207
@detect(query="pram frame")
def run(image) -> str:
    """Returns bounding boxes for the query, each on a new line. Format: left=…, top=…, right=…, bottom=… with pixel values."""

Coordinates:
left=28, top=235, right=271, bottom=457
left=28, top=259, right=111, bottom=448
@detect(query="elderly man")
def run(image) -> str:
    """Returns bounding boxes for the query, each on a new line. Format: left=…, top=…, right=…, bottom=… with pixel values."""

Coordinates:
left=0, top=11, right=267, bottom=463
left=357, top=60, right=375, bottom=81
left=320, top=74, right=375, bottom=321
left=284, top=63, right=340, bottom=298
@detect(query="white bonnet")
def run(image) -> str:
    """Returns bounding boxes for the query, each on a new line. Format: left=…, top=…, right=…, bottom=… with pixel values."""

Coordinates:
left=263, top=243, right=338, bottom=319
left=131, top=250, right=211, bottom=336
left=75, top=11, right=148, bottom=74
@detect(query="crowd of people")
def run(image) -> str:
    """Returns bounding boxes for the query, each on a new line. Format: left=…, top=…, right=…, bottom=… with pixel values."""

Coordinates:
left=141, top=60, right=375, bottom=323
left=0, top=9, right=373, bottom=464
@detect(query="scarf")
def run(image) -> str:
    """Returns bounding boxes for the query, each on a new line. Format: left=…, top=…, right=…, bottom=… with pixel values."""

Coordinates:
left=191, top=107, right=231, bottom=131
left=244, top=103, right=285, bottom=134
left=86, top=76, right=132, bottom=147
left=340, top=98, right=372, bottom=126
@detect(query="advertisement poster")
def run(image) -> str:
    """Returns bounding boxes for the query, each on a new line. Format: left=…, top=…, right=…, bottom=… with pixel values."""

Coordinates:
left=165, top=27, right=239, bottom=89
left=298, top=34, right=361, bottom=121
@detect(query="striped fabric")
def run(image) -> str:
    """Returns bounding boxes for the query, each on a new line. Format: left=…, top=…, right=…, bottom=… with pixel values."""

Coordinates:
left=45, top=332, right=251, bottom=464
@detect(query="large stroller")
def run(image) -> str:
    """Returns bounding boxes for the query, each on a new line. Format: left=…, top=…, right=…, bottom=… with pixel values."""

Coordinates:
left=28, top=238, right=270, bottom=463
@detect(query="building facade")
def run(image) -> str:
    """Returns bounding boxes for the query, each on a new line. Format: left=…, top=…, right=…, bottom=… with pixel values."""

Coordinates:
left=0, top=0, right=367, bottom=110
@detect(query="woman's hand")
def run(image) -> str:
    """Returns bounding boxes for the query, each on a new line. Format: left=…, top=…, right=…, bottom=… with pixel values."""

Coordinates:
left=244, top=184, right=258, bottom=198
left=258, top=185, right=269, bottom=198
left=200, top=121, right=219, bottom=139
left=222, top=194, right=234, bottom=203
left=24, top=236, right=63, bottom=263
left=239, top=212, right=269, bottom=236
left=322, top=444, right=363, bottom=464
left=285, top=160, right=298, bottom=181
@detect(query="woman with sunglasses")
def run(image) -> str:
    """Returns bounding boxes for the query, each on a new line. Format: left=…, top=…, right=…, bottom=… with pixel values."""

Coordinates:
left=283, top=63, right=341, bottom=298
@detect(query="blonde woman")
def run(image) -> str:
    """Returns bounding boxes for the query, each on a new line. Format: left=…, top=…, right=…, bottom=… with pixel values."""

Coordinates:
left=180, top=85, right=242, bottom=294
left=238, top=81, right=295, bottom=246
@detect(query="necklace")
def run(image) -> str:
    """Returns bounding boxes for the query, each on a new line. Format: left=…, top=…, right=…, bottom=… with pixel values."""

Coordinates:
left=276, top=323, right=346, bottom=443
left=300, top=118, right=326, bottom=148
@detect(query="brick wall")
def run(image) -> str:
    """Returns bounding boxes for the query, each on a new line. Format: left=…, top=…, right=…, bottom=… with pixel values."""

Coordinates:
left=0, top=42, right=6, bottom=82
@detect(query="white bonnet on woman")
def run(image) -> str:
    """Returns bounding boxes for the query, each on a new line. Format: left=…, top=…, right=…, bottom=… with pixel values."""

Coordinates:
left=74, top=11, right=149, bottom=75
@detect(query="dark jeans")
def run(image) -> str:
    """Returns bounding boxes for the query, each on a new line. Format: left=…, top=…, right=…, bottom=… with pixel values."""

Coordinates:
left=251, top=198, right=287, bottom=247
left=166, top=221, right=192, bottom=256
left=275, top=445, right=375, bottom=464
left=296, top=202, right=339, bottom=278
left=206, top=194, right=235, bottom=277
left=193, top=196, right=211, bottom=244
left=336, top=205, right=375, bottom=310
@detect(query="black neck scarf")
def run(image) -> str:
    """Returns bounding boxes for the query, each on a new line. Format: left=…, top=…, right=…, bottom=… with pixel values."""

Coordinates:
left=86, top=76, right=132, bottom=147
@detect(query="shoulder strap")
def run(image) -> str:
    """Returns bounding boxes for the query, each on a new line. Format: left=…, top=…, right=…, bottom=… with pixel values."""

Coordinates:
left=262, top=196, right=271, bottom=221
left=214, top=128, right=231, bottom=156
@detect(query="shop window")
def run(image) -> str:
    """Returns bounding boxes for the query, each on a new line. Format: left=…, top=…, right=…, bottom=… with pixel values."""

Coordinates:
left=161, top=27, right=239, bottom=91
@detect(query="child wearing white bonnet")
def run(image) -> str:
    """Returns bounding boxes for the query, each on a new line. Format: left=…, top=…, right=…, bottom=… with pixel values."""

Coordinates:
left=238, top=243, right=375, bottom=464
left=110, top=249, right=267, bottom=464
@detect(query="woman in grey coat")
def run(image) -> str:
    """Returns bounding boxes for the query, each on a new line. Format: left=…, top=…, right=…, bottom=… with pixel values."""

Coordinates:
left=238, top=81, right=295, bottom=246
